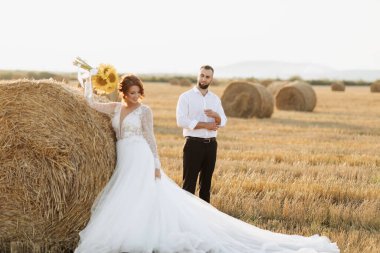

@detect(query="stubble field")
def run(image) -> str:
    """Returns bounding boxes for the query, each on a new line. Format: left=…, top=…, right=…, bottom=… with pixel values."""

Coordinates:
left=142, top=83, right=380, bottom=253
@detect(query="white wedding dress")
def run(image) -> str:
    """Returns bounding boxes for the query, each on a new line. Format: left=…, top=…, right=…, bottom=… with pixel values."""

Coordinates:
left=74, top=82, right=339, bottom=253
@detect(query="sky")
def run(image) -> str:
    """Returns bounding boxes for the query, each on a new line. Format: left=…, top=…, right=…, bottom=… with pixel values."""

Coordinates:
left=0, top=0, right=379, bottom=75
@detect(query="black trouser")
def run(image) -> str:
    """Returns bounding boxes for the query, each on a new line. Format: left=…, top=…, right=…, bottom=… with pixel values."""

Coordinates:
left=182, top=137, right=218, bottom=203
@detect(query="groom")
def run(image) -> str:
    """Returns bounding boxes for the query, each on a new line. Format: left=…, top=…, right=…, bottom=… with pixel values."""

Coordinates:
left=176, top=65, right=227, bottom=203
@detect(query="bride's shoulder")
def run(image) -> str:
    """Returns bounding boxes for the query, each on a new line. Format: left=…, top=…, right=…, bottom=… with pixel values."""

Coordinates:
left=140, top=104, right=153, bottom=115
left=140, top=103, right=151, bottom=110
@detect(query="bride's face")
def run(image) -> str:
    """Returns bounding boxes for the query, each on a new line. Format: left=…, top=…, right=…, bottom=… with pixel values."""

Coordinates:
left=123, top=85, right=141, bottom=104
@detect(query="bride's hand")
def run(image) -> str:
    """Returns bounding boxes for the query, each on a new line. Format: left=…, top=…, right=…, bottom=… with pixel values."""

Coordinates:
left=155, top=169, right=161, bottom=180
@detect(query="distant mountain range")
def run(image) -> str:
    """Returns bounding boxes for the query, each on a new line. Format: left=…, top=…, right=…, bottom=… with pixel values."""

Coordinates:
left=216, top=61, right=380, bottom=81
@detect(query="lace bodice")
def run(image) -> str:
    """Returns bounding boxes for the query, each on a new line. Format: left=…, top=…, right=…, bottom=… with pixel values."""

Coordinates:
left=83, top=80, right=161, bottom=169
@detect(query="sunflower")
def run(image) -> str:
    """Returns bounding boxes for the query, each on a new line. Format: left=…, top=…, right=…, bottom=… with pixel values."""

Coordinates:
left=73, top=57, right=119, bottom=94
left=92, top=64, right=119, bottom=94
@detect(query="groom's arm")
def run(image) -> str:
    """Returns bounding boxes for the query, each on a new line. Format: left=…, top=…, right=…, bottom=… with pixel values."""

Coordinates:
left=176, top=94, right=197, bottom=129
left=194, top=122, right=218, bottom=131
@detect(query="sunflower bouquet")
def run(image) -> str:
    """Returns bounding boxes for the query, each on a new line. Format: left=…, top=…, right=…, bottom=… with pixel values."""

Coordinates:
left=73, top=57, right=119, bottom=94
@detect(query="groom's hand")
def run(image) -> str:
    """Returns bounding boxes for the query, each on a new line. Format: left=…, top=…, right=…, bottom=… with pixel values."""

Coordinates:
left=204, top=109, right=221, bottom=125
left=204, top=122, right=219, bottom=131
left=204, top=109, right=219, bottom=118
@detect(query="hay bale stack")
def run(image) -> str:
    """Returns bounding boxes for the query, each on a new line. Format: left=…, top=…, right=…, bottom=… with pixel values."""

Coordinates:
left=275, top=81, right=317, bottom=111
left=0, top=79, right=116, bottom=252
left=331, top=81, right=345, bottom=91
left=179, top=78, right=192, bottom=86
left=169, top=78, right=180, bottom=86
left=259, top=79, right=274, bottom=87
left=267, top=81, right=289, bottom=96
left=370, top=80, right=380, bottom=92
left=221, top=81, right=274, bottom=118
left=168, top=78, right=192, bottom=86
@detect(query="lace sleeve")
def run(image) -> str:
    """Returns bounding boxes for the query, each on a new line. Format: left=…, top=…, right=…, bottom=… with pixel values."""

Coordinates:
left=84, top=78, right=118, bottom=115
left=141, top=105, right=161, bottom=169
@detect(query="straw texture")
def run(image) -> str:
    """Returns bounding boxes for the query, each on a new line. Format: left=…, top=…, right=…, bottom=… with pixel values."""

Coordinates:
left=331, top=81, right=345, bottom=92
left=221, top=81, right=274, bottom=118
left=370, top=80, right=380, bottom=92
left=267, top=81, right=289, bottom=96
left=275, top=81, right=317, bottom=112
left=0, top=79, right=116, bottom=252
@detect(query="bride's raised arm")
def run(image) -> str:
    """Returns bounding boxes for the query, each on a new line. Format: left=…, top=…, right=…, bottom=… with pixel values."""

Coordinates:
left=84, top=78, right=118, bottom=115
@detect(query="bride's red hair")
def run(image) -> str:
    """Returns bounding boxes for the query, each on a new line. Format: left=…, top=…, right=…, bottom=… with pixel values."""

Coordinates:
left=118, top=74, right=145, bottom=97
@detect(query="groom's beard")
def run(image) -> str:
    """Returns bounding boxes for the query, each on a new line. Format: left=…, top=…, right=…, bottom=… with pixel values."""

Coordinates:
left=198, top=82, right=210, bottom=90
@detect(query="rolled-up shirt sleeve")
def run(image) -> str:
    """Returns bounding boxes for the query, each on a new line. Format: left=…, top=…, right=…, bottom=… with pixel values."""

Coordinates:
left=176, top=94, right=198, bottom=130
left=216, top=98, right=227, bottom=127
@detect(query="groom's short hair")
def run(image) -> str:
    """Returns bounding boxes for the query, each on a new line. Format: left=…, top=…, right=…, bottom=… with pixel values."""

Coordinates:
left=200, top=65, right=214, bottom=74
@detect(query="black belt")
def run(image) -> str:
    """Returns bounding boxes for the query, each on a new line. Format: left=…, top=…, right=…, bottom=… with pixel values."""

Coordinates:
left=185, top=136, right=216, bottom=143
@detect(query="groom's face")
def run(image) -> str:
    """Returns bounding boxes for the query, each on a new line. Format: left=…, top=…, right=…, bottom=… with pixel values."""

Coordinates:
left=197, top=68, right=213, bottom=90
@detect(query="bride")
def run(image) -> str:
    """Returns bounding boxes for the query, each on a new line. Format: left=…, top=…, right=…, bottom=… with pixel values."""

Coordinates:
left=74, top=74, right=339, bottom=253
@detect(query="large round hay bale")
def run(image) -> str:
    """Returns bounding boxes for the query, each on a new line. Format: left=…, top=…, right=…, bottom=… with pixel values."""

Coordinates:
left=370, top=80, right=380, bottom=92
left=169, top=78, right=180, bottom=86
left=221, top=81, right=274, bottom=118
left=0, top=79, right=116, bottom=252
left=179, top=78, right=192, bottom=86
left=275, top=81, right=317, bottom=111
left=169, top=78, right=192, bottom=86
left=331, top=81, right=345, bottom=91
left=267, top=81, right=289, bottom=96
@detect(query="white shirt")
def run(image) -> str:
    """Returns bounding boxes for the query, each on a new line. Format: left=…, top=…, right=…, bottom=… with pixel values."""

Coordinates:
left=176, top=86, right=227, bottom=138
